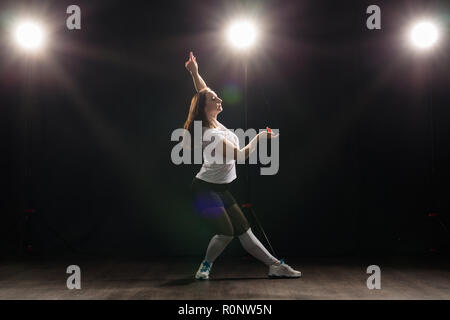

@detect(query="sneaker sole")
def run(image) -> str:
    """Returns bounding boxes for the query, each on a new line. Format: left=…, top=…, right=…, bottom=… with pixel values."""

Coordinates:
left=268, top=273, right=302, bottom=279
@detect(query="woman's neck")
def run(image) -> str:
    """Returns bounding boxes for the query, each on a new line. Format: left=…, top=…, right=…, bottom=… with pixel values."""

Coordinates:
left=207, top=116, right=218, bottom=128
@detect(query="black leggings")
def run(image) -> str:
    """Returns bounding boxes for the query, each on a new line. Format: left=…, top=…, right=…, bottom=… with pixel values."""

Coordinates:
left=190, top=177, right=249, bottom=236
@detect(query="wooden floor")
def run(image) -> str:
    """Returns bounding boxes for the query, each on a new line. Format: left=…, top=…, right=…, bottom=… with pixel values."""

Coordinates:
left=0, top=256, right=449, bottom=300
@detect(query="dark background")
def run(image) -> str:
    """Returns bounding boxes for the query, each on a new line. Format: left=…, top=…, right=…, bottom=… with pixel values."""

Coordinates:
left=0, top=0, right=449, bottom=258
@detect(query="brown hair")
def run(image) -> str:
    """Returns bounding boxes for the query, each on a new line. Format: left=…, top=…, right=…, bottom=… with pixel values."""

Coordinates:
left=182, top=88, right=212, bottom=150
left=183, top=88, right=213, bottom=133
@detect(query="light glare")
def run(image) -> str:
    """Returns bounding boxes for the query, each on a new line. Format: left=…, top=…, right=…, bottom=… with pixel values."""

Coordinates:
left=227, top=20, right=257, bottom=50
left=410, top=21, right=438, bottom=49
left=15, top=21, right=45, bottom=50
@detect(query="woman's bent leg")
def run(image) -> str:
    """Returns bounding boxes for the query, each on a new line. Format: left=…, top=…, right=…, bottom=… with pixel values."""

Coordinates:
left=195, top=207, right=234, bottom=279
left=202, top=206, right=234, bottom=264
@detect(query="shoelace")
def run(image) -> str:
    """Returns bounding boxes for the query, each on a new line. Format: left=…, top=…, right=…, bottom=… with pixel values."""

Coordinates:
left=276, top=259, right=299, bottom=274
left=200, top=261, right=211, bottom=273
left=279, top=259, right=294, bottom=271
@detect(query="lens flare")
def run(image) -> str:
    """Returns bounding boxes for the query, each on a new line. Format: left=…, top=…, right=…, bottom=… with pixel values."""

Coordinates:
left=194, top=194, right=225, bottom=218
left=221, top=84, right=242, bottom=105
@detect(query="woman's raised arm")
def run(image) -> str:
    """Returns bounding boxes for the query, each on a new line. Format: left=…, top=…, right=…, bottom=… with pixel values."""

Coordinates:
left=185, top=51, right=208, bottom=92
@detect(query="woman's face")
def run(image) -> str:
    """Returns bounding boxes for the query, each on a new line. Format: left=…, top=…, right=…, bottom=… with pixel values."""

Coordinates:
left=204, top=90, right=223, bottom=117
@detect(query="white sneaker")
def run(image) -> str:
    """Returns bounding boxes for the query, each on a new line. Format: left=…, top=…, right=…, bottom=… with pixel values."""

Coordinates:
left=195, top=260, right=212, bottom=280
left=268, top=260, right=302, bottom=278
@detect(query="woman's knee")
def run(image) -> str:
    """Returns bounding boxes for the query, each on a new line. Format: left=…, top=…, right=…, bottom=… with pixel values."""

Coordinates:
left=236, top=226, right=250, bottom=237
left=220, top=224, right=234, bottom=237
left=205, top=207, right=234, bottom=237
left=226, top=204, right=250, bottom=235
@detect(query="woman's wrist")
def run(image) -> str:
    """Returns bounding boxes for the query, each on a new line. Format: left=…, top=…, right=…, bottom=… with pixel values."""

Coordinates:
left=257, top=132, right=264, bottom=141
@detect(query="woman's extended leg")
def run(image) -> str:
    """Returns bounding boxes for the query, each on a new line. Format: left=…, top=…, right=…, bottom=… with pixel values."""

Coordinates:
left=226, top=203, right=302, bottom=278
left=226, top=203, right=280, bottom=266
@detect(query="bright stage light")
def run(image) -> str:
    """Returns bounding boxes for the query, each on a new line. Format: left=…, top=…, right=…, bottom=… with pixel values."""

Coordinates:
left=227, top=20, right=257, bottom=50
left=410, top=21, right=439, bottom=49
left=14, top=21, right=45, bottom=51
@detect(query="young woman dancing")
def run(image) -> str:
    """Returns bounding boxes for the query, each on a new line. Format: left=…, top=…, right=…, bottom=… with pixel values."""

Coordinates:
left=184, top=51, right=301, bottom=280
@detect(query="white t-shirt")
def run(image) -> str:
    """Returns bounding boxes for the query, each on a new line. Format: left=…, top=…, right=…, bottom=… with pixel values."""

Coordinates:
left=196, top=121, right=240, bottom=184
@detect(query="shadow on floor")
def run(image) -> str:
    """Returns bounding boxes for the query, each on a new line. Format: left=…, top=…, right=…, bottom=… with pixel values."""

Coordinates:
left=210, top=277, right=296, bottom=281
left=158, top=276, right=295, bottom=287
left=157, top=277, right=197, bottom=287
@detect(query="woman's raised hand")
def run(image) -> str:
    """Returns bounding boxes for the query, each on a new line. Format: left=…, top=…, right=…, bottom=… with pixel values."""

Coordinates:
left=185, top=51, right=198, bottom=74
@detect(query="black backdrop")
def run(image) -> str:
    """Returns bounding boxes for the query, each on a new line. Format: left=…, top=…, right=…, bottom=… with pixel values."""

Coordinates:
left=1, top=0, right=449, bottom=258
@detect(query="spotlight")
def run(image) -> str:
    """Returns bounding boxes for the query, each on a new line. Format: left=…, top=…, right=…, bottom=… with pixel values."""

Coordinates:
left=410, top=21, right=439, bottom=49
left=14, top=21, right=45, bottom=51
left=226, top=20, right=258, bottom=50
